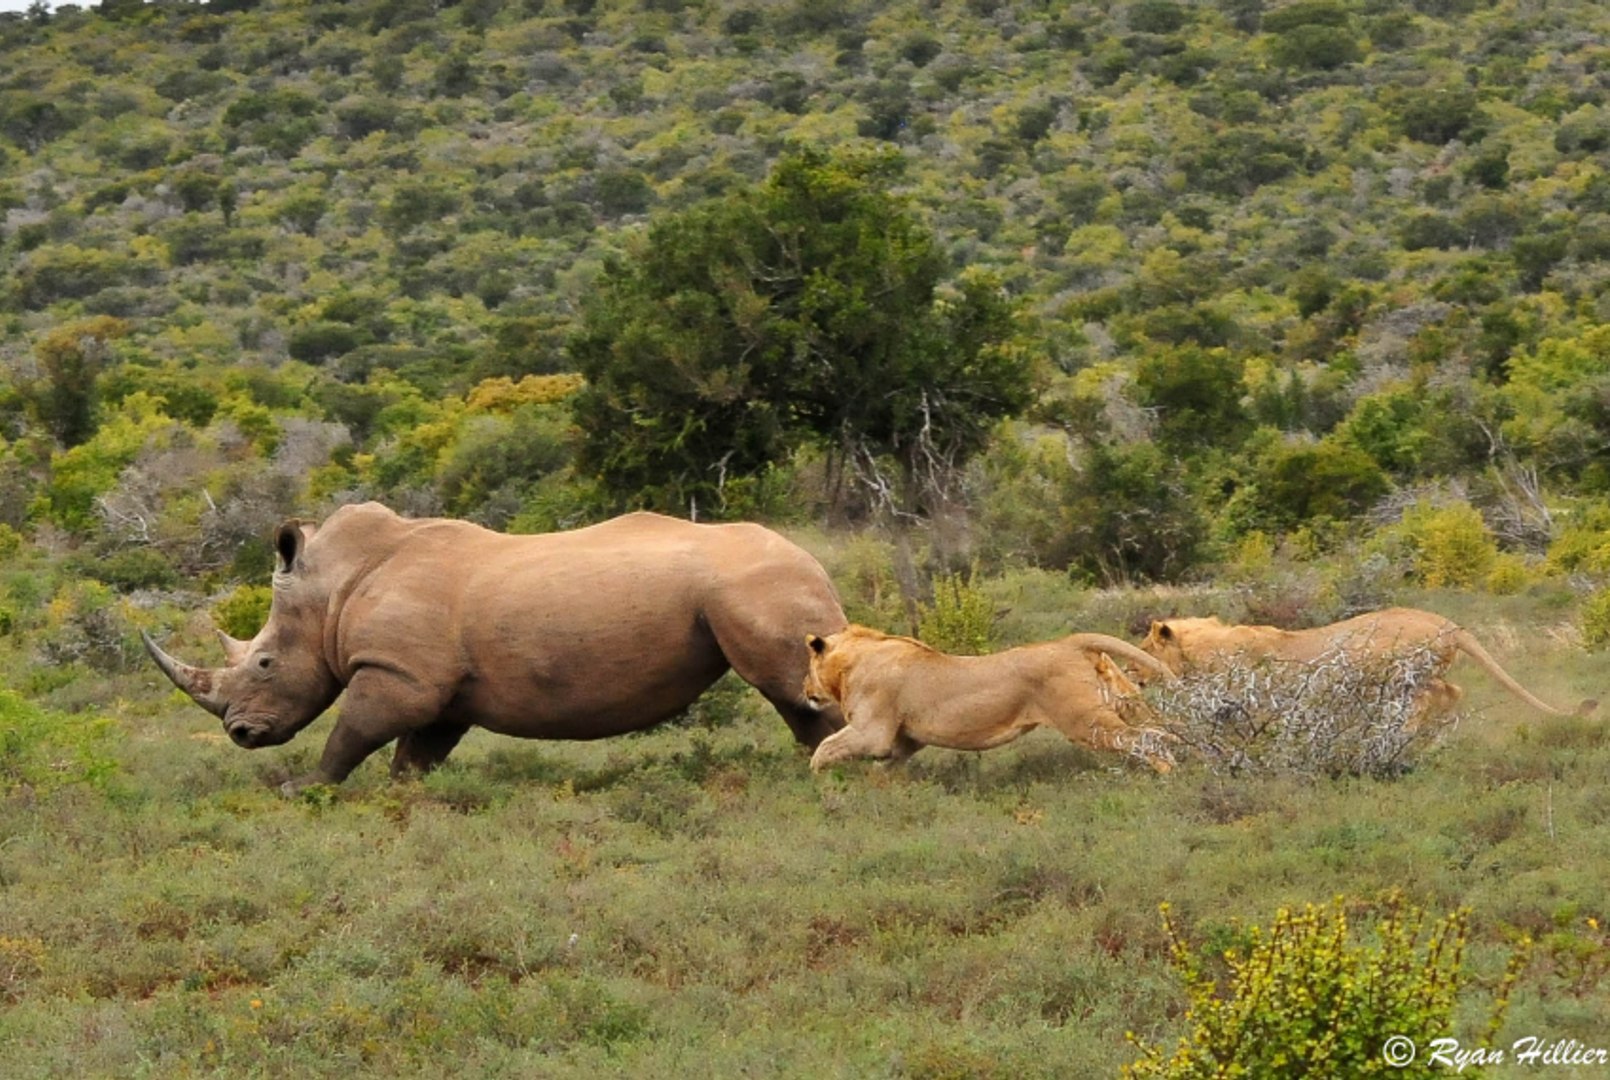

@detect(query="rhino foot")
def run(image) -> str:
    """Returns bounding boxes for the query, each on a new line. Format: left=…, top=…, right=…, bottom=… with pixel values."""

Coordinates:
left=279, top=775, right=332, bottom=800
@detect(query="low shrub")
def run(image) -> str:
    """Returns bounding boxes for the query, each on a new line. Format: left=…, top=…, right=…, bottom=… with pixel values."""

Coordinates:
left=1545, top=504, right=1610, bottom=576
left=212, top=584, right=272, bottom=640
left=81, top=546, right=179, bottom=592
left=918, top=567, right=996, bottom=655
left=36, top=580, right=140, bottom=672
left=0, top=688, right=118, bottom=795
left=1125, top=895, right=1527, bottom=1079
left=1581, top=588, right=1610, bottom=650
left=1374, top=500, right=1499, bottom=590
left=1147, top=641, right=1458, bottom=778
left=1484, top=553, right=1533, bottom=595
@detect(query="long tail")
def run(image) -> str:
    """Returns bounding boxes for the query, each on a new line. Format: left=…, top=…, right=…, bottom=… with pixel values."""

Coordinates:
left=1451, top=629, right=1593, bottom=717
left=1063, top=633, right=1176, bottom=683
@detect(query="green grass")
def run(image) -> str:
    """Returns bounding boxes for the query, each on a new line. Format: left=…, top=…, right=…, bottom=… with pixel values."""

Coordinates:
left=1, top=587, right=1607, bottom=1077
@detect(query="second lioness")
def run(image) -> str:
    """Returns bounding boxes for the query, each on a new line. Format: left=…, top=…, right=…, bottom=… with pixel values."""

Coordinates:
left=803, top=625, right=1177, bottom=773
left=1141, top=607, right=1592, bottom=718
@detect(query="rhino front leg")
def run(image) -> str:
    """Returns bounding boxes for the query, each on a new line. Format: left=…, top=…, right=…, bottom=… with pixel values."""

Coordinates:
left=280, top=668, right=447, bottom=797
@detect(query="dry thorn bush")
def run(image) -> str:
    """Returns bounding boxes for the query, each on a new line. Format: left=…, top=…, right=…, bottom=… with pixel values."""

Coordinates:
left=1147, top=641, right=1461, bottom=778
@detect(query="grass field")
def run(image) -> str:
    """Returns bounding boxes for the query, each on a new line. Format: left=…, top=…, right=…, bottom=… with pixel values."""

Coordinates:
left=3, top=576, right=1609, bottom=1078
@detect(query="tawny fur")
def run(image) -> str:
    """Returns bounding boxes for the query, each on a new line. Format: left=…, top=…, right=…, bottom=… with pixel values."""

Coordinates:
left=1139, top=607, right=1593, bottom=720
left=803, top=624, right=1176, bottom=774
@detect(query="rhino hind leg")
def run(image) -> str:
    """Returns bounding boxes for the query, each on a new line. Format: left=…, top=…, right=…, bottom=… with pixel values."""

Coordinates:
left=701, top=588, right=848, bottom=749
left=391, top=720, right=471, bottom=778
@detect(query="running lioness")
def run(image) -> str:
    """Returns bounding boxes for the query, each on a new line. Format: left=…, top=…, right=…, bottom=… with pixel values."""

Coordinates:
left=1140, top=607, right=1595, bottom=719
left=803, top=625, right=1177, bottom=773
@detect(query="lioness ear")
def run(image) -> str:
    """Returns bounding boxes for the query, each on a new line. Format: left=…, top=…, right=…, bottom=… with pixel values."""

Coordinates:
left=274, top=520, right=313, bottom=574
left=1154, top=622, right=1173, bottom=642
left=806, top=634, right=826, bottom=655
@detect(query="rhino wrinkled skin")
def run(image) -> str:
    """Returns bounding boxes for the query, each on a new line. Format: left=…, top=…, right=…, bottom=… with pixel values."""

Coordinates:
left=143, top=502, right=848, bottom=796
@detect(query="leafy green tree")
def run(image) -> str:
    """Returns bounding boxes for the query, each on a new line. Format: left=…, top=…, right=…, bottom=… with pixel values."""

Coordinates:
left=1266, top=1, right=1361, bottom=71
left=1134, top=346, right=1252, bottom=455
left=1059, top=441, right=1205, bottom=584
left=1385, top=82, right=1484, bottom=144
left=571, top=145, right=1032, bottom=516
left=0, top=90, right=79, bottom=152
left=1243, top=435, right=1390, bottom=531
left=171, top=170, right=222, bottom=213
left=26, top=317, right=131, bottom=448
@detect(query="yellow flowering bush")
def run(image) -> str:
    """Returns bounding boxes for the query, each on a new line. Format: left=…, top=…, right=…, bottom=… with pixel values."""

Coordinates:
left=1125, top=896, right=1527, bottom=1079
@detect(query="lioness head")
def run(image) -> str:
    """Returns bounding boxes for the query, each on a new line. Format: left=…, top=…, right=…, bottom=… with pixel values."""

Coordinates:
left=1094, top=650, right=1156, bottom=724
left=1140, top=620, right=1185, bottom=674
left=803, top=632, right=844, bottom=711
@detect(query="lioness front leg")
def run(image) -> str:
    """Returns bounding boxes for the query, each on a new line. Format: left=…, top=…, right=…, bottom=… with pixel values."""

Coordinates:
left=809, top=712, right=904, bottom=772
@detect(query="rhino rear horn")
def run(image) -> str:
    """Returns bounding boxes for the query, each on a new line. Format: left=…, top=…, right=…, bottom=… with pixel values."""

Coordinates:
left=142, top=631, right=229, bottom=718
left=215, top=628, right=252, bottom=666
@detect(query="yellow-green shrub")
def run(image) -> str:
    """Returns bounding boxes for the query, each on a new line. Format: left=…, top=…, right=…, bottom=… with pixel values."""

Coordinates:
left=1581, top=588, right=1610, bottom=651
left=1125, top=896, right=1526, bottom=1079
left=0, top=689, right=118, bottom=795
left=918, top=568, right=995, bottom=656
left=1545, top=504, right=1610, bottom=577
left=1485, top=553, right=1533, bottom=595
left=212, top=584, right=273, bottom=640
left=37, top=580, right=137, bottom=672
left=464, top=373, right=583, bottom=412
left=1376, top=500, right=1498, bottom=589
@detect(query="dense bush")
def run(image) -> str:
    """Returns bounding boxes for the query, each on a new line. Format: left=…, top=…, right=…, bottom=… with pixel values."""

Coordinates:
left=1126, top=897, right=1525, bottom=1079
left=0, top=689, right=118, bottom=795
left=212, top=584, right=272, bottom=640
left=1581, top=588, right=1610, bottom=651
left=1373, top=501, right=1501, bottom=590
left=917, top=568, right=996, bottom=655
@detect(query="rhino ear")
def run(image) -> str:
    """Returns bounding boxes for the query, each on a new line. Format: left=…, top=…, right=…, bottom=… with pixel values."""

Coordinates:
left=274, top=520, right=313, bottom=574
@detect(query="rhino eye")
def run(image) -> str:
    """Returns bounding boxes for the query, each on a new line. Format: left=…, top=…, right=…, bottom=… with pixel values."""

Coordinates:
left=256, top=656, right=274, bottom=670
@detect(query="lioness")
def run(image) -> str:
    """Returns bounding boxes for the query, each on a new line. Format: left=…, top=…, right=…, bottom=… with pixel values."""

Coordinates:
left=1140, top=607, right=1593, bottom=719
left=803, top=625, right=1177, bottom=773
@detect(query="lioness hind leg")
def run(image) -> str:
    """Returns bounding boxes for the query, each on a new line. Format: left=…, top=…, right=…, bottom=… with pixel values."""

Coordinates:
left=884, top=732, right=924, bottom=765
left=1053, top=707, right=1175, bottom=774
left=1405, top=678, right=1463, bottom=733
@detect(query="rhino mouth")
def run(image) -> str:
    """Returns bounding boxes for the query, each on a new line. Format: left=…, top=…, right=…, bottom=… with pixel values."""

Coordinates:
left=225, top=714, right=287, bottom=749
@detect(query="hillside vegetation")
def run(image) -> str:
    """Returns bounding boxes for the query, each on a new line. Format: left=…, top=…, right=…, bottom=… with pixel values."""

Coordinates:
left=1, top=0, right=1610, bottom=583
left=3, top=0, right=1610, bottom=1075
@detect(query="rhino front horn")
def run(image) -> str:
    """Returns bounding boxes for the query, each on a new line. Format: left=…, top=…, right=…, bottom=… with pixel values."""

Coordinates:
left=141, top=631, right=229, bottom=718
